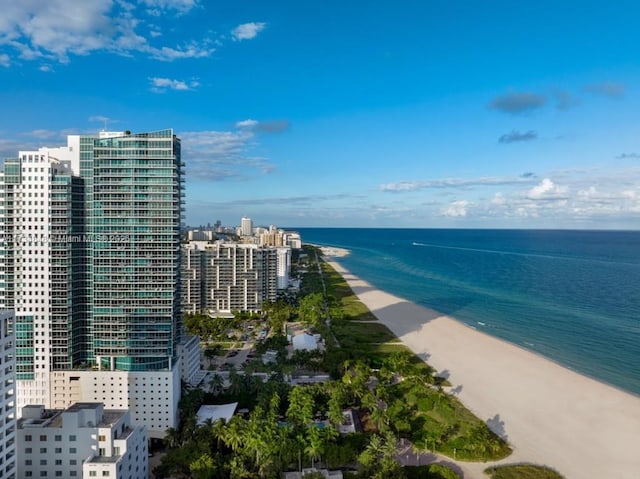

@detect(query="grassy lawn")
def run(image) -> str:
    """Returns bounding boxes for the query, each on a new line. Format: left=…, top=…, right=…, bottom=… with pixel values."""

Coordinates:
left=321, top=262, right=379, bottom=321
left=333, top=319, right=400, bottom=344
left=484, top=465, right=564, bottom=479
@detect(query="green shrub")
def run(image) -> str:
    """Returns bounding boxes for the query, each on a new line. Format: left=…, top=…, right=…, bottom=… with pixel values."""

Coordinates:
left=405, top=464, right=460, bottom=479
left=485, top=464, right=564, bottom=479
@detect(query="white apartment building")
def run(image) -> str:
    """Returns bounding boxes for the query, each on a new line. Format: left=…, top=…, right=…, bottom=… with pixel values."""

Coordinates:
left=276, top=247, right=291, bottom=290
left=240, top=216, right=253, bottom=236
left=0, top=143, right=81, bottom=410
left=48, top=366, right=180, bottom=439
left=18, top=403, right=147, bottom=479
left=183, top=242, right=278, bottom=316
left=283, top=232, right=302, bottom=249
left=0, top=310, right=17, bottom=479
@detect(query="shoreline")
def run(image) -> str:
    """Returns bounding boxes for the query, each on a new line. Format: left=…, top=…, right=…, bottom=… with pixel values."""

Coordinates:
left=324, top=257, right=640, bottom=479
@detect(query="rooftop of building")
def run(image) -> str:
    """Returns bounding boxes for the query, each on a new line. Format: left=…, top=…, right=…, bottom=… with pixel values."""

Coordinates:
left=196, top=403, right=238, bottom=426
left=85, top=455, right=120, bottom=464
left=66, top=402, right=102, bottom=413
left=19, top=403, right=127, bottom=429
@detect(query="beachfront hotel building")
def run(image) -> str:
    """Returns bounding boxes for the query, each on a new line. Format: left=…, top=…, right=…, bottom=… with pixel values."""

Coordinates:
left=17, top=402, right=147, bottom=479
left=0, top=130, right=186, bottom=437
left=0, top=310, right=17, bottom=479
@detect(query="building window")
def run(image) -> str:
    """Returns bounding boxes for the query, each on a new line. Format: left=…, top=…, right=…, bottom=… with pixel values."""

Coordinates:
left=70, top=447, right=76, bottom=453
left=55, top=473, right=62, bottom=477
left=25, top=472, right=32, bottom=477
left=70, top=459, right=77, bottom=465
left=70, top=473, right=77, bottom=477
left=69, top=435, right=76, bottom=441
left=25, top=460, right=32, bottom=466
left=39, top=448, right=46, bottom=454
left=89, top=472, right=97, bottom=477
left=54, top=435, right=62, bottom=441
left=98, top=434, right=106, bottom=441
left=55, top=448, right=62, bottom=453
left=25, top=448, right=32, bottom=454
left=40, top=460, right=47, bottom=466
left=102, top=472, right=110, bottom=477
left=55, top=460, right=62, bottom=465
left=25, top=435, right=32, bottom=441
left=39, top=435, right=47, bottom=441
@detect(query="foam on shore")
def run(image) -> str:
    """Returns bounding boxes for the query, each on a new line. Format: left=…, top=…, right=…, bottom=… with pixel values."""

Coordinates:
left=326, top=259, right=640, bottom=479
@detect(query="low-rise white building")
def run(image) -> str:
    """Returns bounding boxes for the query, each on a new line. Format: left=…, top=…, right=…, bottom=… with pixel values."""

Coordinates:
left=18, top=403, right=148, bottom=479
left=292, top=333, right=318, bottom=351
left=195, top=403, right=238, bottom=426
left=48, top=365, right=181, bottom=439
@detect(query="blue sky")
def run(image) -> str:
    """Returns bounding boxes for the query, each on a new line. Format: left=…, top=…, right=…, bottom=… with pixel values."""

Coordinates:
left=1, top=0, right=639, bottom=229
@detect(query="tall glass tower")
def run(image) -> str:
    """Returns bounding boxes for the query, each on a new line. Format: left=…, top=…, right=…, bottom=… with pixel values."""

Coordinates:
left=0, top=129, right=185, bottom=410
left=90, top=130, right=184, bottom=371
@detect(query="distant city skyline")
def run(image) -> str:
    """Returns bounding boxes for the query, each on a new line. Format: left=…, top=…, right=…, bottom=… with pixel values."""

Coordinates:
left=1, top=1, right=639, bottom=229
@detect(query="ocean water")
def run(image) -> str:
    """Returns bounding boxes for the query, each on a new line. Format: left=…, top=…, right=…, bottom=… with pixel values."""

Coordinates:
left=296, top=228, right=640, bottom=396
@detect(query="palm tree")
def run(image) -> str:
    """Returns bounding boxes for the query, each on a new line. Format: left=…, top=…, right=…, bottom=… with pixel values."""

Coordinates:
left=209, top=373, right=224, bottom=395
left=221, top=415, right=246, bottom=452
left=327, top=396, right=344, bottom=427
left=287, top=386, right=315, bottom=427
left=210, top=418, right=226, bottom=450
left=228, top=369, right=243, bottom=396
left=359, top=434, right=385, bottom=469
left=304, top=425, right=324, bottom=469
left=380, top=431, right=401, bottom=471
left=369, top=403, right=390, bottom=433
left=189, top=452, right=217, bottom=479
left=228, top=456, right=253, bottom=479
left=164, top=427, right=181, bottom=449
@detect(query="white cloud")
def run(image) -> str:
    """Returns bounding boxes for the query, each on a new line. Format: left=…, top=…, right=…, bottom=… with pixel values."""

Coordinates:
left=527, top=178, right=568, bottom=200
left=146, top=43, right=214, bottom=61
left=380, top=175, right=535, bottom=192
left=149, top=76, right=199, bottom=92
left=370, top=167, right=640, bottom=227
left=231, top=22, right=266, bottom=41
left=139, top=0, right=198, bottom=15
left=38, top=64, right=53, bottom=72
left=25, top=129, right=59, bottom=139
left=0, top=0, right=214, bottom=63
left=0, top=53, right=9, bottom=67
left=235, top=119, right=259, bottom=129
left=491, top=192, right=506, bottom=205
left=443, top=200, right=471, bottom=217
left=179, top=125, right=276, bottom=181
left=0, top=137, right=29, bottom=159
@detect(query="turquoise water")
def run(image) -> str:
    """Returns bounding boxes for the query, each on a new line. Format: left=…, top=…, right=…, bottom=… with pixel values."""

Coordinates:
left=296, top=228, right=640, bottom=396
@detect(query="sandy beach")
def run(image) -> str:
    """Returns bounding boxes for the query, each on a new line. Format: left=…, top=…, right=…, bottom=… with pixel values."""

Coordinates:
left=326, top=259, right=640, bottom=479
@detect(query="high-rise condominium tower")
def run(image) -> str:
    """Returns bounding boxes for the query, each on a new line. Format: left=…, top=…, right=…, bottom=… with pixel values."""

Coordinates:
left=241, top=216, right=253, bottom=236
left=0, top=130, right=185, bottom=436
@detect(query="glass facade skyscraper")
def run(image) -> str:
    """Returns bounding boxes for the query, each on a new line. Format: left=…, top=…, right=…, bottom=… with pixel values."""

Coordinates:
left=91, top=130, right=184, bottom=371
left=0, top=130, right=185, bottom=410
